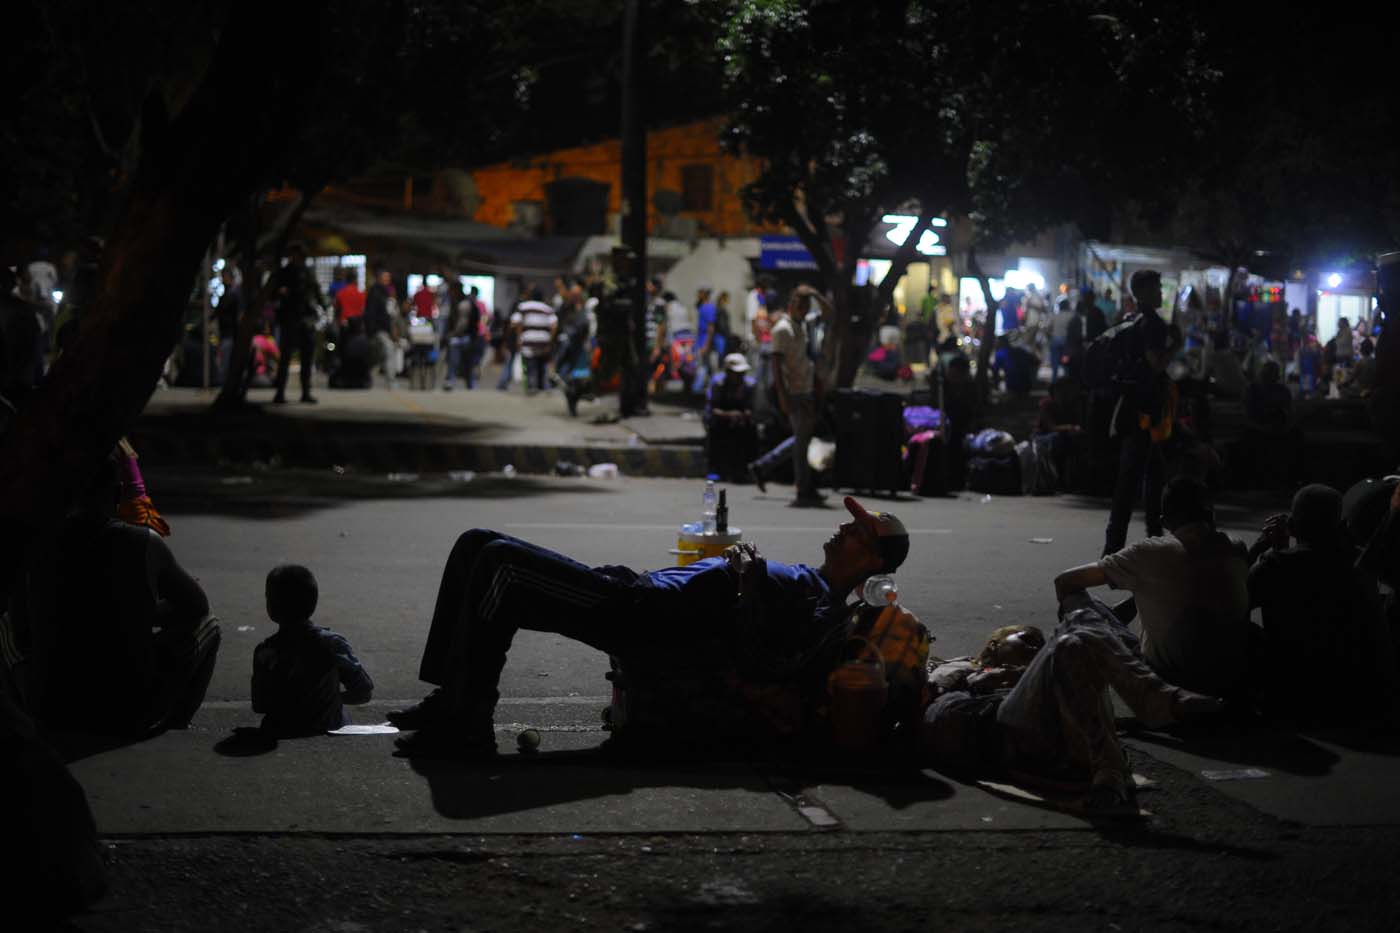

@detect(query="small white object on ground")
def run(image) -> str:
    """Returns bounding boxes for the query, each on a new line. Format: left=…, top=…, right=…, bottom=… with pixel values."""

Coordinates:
left=1029, top=537, right=1054, bottom=544
left=447, top=470, right=475, bottom=482
left=328, top=723, right=400, bottom=736
left=502, top=464, right=516, bottom=477
left=588, top=463, right=620, bottom=479
left=980, top=494, right=992, bottom=503
left=236, top=626, right=255, bottom=633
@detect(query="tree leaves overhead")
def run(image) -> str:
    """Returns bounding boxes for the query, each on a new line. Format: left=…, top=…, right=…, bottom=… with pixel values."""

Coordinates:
left=719, top=0, right=1214, bottom=252
left=2, top=0, right=726, bottom=256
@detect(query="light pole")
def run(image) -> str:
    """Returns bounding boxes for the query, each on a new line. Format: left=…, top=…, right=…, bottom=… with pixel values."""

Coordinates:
left=619, top=0, right=648, bottom=415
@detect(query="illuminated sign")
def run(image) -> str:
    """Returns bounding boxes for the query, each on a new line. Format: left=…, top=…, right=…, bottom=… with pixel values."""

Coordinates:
left=880, top=214, right=948, bottom=256
left=759, top=235, right=820, bottom=270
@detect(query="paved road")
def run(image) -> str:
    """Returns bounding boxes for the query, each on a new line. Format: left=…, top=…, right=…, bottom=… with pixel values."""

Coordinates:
left=155, top=471, right=1247, bottom=706
left=57, top=472, right=1400, bottom=930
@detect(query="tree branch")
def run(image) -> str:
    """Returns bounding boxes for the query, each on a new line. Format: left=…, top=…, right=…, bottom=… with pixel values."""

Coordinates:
left=875, top=206, right=937, bottom=312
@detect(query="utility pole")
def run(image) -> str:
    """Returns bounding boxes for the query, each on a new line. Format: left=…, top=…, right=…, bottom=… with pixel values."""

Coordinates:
left=619, top=0, right=648, bottom=415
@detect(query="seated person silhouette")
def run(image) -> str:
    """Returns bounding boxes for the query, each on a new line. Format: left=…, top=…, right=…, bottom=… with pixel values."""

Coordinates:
left=1058, top=477, right=1252, bottom=697
left=252, top=565, right=373, bottom=737
left=18, top=455, right=220, bottom=737
left=1247, top=484, right=1397, bottom=723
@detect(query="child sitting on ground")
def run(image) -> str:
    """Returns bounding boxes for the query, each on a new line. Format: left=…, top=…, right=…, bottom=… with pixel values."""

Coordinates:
left=252, top=565, right=373, bottom=736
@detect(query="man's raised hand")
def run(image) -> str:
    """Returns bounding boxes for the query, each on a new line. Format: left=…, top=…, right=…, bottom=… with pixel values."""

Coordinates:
left=724, top=542, right=765, bottom=598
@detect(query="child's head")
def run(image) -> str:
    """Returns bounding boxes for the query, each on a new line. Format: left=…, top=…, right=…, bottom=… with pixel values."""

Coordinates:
left=266, top=564, right=319, bottom=625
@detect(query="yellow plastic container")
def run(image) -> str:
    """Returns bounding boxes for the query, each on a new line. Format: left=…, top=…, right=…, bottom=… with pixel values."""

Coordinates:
left=670, top=528, right=743, bottom=566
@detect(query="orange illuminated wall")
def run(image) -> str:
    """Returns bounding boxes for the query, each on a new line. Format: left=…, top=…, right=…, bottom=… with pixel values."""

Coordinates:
left=469, top=118, right=782, bottom=237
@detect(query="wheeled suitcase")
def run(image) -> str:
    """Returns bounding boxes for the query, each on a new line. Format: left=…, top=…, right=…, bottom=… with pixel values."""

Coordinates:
left=907, top=429, right=948, bottom=496
left=830, top=388, right=906, bottom=496
left=966, top=453, right=1021, bottom=495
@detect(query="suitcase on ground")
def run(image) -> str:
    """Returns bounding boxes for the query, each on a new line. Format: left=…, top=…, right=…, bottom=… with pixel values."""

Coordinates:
left=907, top=430, right=948, bottom=496
left=966, top=454, right=1021, bottom=495
left=830, top=389, right=906, bottom=496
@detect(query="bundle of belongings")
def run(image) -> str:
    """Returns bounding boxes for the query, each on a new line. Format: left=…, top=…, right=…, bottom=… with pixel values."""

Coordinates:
left=604, top=584, right=932, bottom=761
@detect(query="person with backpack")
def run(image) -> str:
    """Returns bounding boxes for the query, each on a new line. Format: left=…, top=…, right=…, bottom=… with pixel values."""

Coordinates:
left=1088, top=269, right=1181, bottom=556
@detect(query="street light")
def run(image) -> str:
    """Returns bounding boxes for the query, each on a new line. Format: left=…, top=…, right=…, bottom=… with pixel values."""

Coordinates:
left=1327, top=273, right=1343, bottom=288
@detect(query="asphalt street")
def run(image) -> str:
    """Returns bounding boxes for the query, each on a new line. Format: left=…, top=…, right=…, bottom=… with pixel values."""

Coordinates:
left=152, top=470, right=1267, bottom=708
left=60, top=470, right=1400, bottom=931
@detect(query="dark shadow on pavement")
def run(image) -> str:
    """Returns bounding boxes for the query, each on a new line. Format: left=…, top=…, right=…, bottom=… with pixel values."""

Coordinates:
left=407, top=742, right=957, bottom=822
left=213, top=727, right=279, bottom=757
left=47, top=729, right=150, bottom=765
left=1125, top=720, right=1340, bottom=777
left=763, top=763, right=956, bottom=810
left=408, top=745, right=773, bottom=821
left=1302, top=724, right=1400, bottom=756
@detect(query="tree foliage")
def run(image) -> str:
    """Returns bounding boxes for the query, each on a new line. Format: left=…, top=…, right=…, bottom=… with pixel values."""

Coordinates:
left=1166, top=5, right=1400, bottom=270
left=718, top=0, right=1213, bottom=386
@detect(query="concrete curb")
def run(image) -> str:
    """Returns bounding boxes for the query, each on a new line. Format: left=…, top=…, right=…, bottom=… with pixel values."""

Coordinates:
left=129, top=424, right=709, bottom=478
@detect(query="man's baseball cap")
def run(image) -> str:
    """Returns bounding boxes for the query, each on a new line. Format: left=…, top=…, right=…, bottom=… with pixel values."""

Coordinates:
left=723, top=352, right=750, bottom=373
left=844, top=496, right=910, bottom=572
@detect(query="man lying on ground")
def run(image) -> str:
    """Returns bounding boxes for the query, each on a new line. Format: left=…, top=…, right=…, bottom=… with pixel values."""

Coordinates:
left=1052, top=476, right=1251, bottom=696
left=390, top=497, right=911, bottom=759
left=922, top=594, right=1224, bottom=812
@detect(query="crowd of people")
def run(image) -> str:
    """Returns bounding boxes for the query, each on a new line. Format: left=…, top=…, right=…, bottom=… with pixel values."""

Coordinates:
left=5, top=250, right=1400, bottom=904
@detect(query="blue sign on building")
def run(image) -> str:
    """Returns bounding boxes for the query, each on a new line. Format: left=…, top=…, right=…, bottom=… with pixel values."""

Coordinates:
left=759, top=235, right=819, bottom=271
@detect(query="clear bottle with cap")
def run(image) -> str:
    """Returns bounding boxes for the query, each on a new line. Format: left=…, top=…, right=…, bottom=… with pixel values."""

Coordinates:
left=862, top=574, right=898, bottom=607
left=702, top=474, right=719, bottom=534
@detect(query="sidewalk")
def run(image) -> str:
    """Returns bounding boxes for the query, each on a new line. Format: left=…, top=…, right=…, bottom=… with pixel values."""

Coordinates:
left=135, top=381, right=712, bottom=477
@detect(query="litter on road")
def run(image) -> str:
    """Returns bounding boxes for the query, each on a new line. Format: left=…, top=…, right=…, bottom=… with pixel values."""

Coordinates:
left=1201, top=768, right=1271, bottom=781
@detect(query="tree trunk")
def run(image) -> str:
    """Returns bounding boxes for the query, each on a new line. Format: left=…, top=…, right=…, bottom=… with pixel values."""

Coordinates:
left=832, top=208, right=938, bottom=387
left=0, top=1, right=322, bottom=576
left=970, top=248, right=1000, bottom=402
left=214, top=188, right=318, bottom=408
left=214, top=193, right=262, bottom=407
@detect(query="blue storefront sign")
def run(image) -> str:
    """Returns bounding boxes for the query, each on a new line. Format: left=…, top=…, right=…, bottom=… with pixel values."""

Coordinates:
left=759, top=235, right=819, bottom=271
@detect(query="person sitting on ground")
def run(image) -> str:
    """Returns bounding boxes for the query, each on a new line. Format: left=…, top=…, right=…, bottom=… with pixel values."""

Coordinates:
left=331, top=315, right=372, bottom=389
left=1246, top=485, right=1397, bottom=723
left=1356, top=477, right=1400, bottom=641
left=11, top=454, right=221, bottom=737
left=1206, top=331, right=1247, bottom=398
left=1035, top=379, right=1088, bottom=493
left=1343, top=338, right=1378, bottom=398
left=704, top=353, right=758, bottom=483
left=921, top=591, right=1225, bottom=811
left=1244, top=360, right=1293, bottom=430
left=1054, top=476, right=1251, bottom=697
left=251, top=565, right=374, bottom=737
left=1241, top=359, right=1302, bottom=488
left=389, top=497, right=911, bottom=759
left=249, top=319, right=281, bottom=388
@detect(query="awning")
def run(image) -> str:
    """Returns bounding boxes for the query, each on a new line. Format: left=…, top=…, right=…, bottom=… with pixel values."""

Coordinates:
left=302, top=204, right=587, bottom=275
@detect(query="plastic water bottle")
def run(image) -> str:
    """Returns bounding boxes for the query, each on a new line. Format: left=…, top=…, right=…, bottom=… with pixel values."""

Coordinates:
left=702, top=474, right=719, bottom=534
left=862, top=574, right=898, bottom=607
